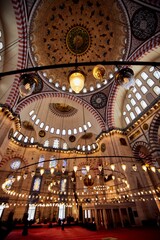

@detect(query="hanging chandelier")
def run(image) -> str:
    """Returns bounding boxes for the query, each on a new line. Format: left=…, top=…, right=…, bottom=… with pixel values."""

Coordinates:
left=68, top=69, right=85, bottom=93
left=115, top=67, right=135, bottom=90
left=19, top=74, right=38, bottom=97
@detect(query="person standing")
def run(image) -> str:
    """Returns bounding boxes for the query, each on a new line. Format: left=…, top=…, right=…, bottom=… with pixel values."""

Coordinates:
left=61, top=219, right=65, bottom=230
left=22, top=212, right=28, bottom=236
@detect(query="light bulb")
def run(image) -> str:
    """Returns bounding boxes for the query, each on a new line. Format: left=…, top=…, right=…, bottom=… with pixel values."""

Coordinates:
left=121, top=164, right=126, bottom=171
left=73, top=165, right=78, bottom=172
left=86, top=165, right=90, bottom=172
left=40, top=168, right=44, bottom=175
left=110, top=164, right=115, bottom=171
left=50, top=168, right=55, bottom=174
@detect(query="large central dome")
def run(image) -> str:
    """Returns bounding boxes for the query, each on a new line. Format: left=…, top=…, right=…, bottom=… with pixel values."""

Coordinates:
left=29, top=0, right=129, bottom=94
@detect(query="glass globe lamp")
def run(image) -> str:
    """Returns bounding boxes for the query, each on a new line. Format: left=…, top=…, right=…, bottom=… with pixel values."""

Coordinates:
left=19, top=74, right=38, bottom=97
left=68, top=69, right=85, bottom=93
left=93, top=64, right=106, bottom=80
left=115, top=67, right=135, bottom=90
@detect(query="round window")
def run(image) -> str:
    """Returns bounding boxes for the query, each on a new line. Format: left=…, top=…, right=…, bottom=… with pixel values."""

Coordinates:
left=10, top=159, right=21, bottom=170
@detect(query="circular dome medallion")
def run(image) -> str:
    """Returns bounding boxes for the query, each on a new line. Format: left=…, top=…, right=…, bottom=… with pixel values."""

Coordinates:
left=69, top=135, right=76, bottom=142
left=91, top=92, right=107, bottom=109
left=66, top=26, right=90, bottom=55
left=131, top=8, right=157, bottom=41
left=39, top=130, right=46, bottom=137
left=29, top=0, right=129, bottom=94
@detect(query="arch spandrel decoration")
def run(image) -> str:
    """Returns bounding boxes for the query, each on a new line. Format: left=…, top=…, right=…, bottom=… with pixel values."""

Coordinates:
left=132, top=141, right=154, bottom=165
left=149, top=110, right=160, bottom=161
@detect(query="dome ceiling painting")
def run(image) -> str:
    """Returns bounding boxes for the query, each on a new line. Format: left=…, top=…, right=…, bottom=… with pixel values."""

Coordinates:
left=29, top=0, right=129, bottom=94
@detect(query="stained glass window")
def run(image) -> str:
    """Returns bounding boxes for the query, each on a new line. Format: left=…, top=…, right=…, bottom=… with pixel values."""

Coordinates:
left=53, top=139, right=59, bottom=148
left=33, top=177, right=41, bottom=191
left=60, top=179, right=67, bottom=192
left=5, top=175, right=15, bottom=190
left=49, top=156, right=57, bottom=168
left=62, top=159, right=67, bottom=167
left=82, top=167, right=87, bottom=175
left=38, top=155, right=45, bottom=167
left=10, top=159, right=21, bottom=170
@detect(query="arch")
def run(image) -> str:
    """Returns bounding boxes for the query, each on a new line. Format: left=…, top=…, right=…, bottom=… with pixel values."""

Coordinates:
left=107, top=33, right=160, bottom=129
left=132, top=141, right=154, bottom=165
left=149, top=110, right=160, bottom=159
left=128, top=33, right=160, bottom=62
left=14, top=92, right=106, bottom=131
left=5, top=0, right=28, bottom=108
left=0, top=152, right=29, bottom=170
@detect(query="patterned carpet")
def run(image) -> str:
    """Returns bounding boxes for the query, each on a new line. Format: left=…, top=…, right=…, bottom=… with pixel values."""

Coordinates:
left=4, top=226, right=160, bottom=240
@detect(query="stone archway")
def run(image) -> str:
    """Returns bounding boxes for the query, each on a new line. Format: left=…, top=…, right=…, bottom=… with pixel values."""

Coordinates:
left=149, top=111, right=160, bottom=163
left=132, top=141, right=154, bottom=165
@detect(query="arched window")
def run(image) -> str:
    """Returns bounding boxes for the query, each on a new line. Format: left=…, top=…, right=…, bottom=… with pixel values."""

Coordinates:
left=44, top=140, right=49, bottom=147
left=60, top=179, right=67, bottom=192
left=135, top=79, right=142, bottom=87
left=153, top=86, right=160, bottom=95
left=0, top=22, right=4, bottom=70
left=40, top=122, right=44, bottom=128
left=18, top=134, right=23, bottom=141
left=35, top=119, right=40, bottom=125
left=29, top=110, right=34, bottom=116
left=62, top=129, right=66, bottom=135
left=135, top=93, right=141, bottom=100
left=73, top=128, right=77, bottom=134
left=62, top=159, right=67, bottom=167
left=53, top=139, right=59, bottom=148
left=56, top=129, right=60, bottom=135
left=33, top=177, right=41, bottom=191
left=135, top=106, right=141, bottom=114
left=68, top=129, right=72, bottom=135
left=122, top=66, right=160, bottom=126
left=24, top=136, right=29, bottom=143
left=126, top=104, right=131, bottom=111
left=130, top=112, right=135, bottom=120
left=38, top=155, right=45, bottom=167
left=125, top=117, right=130, bottom=124
left=0, top=41, right=3, bottom=49
left=141, top=86, right=148, bottom=94
left=45, top=125, right=49, bottom=131
left=62, top=143, right=68, bottom=149
left=31, top=114, right=36, bottom=121
left=79, top=127, right=83, bottom=133
left=49, top=156, right=57, bottom=168
left=50, top=127, right=54, bottom=133
left=141, top=72, right=148, bottom=80
left=5, top=175, right=15, bottom=190
left=147, top=79, right=154, bottom=87
left=153, top=70, right=160, bottom=80
left=10, top=159, right=21, bottom=170
left=82, top=167, right=87, bottom=175
left=140, top=100, right=147, bottom=109
left=130, top=98, right=136, bottom=106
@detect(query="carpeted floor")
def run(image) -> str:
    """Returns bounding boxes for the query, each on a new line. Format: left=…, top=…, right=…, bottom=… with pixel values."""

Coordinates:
left=4, top=226, right=160, bottom=240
